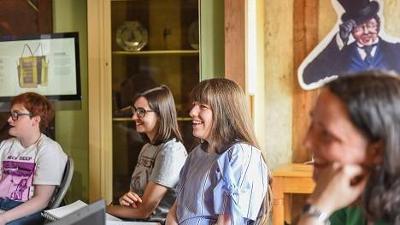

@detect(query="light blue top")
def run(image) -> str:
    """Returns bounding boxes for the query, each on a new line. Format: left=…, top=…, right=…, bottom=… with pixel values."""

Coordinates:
left=176, top=142, right=269, bottom=225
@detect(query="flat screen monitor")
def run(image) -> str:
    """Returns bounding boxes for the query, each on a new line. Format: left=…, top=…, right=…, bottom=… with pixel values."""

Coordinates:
left=47, top=200, right=105, bottom=225
left=0, top=32, right=81, bottom=110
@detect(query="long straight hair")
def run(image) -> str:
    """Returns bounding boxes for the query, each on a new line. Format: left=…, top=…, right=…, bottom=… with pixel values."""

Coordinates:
left=190, top=78, right=259, bottom=153
left=191, top=78, right=273, bottom=222
left=133, top=85, right=183, bottom=145
left=327, top=71, right=400, bottom=224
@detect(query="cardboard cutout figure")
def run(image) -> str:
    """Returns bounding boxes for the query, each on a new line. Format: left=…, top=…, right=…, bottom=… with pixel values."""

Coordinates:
left=298, top=0, right=400, bottom=90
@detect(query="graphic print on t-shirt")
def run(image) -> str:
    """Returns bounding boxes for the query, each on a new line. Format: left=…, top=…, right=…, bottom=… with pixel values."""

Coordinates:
left=0, top=157, right=36, bottom=201
left=130, top=154, right=155, bottom=194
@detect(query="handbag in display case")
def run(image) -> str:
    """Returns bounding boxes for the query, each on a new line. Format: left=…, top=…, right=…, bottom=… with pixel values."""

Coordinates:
left=17, top=43, right=48, bottom=88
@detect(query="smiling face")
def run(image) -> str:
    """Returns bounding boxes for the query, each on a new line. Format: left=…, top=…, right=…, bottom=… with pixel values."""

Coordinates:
left=352, top=17, right=379, bottom=46
left=303, top=89, right=372, bottom=180
left=8, top=103, right=38, bottom=139
left=132, top=96, right=159, bottom=142
left=189, top=101, right=213, bottom=143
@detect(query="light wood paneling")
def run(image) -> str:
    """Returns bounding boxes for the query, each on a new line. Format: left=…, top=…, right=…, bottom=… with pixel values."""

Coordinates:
left=87, top=0, right=113, bottom=203
left=264, top=0, right=294, bottom=168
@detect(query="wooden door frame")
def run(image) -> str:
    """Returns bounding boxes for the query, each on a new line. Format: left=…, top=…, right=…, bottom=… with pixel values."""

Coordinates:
left=87, top=0, right=113, bottom=203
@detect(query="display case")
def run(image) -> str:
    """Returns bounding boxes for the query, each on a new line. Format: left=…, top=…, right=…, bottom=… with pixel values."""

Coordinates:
left=110, top=0, right=199, bottom=202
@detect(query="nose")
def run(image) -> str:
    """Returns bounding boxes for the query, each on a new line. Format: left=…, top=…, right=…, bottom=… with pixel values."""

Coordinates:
left=132, top=111, right=138, bottom=121
left=362, top=25, right=369, bottom=34
left=7, top=115, right=13, bottom=123
left=189, top=104, right=199, bottom=118
left=303, top=125, right=314, bottom=154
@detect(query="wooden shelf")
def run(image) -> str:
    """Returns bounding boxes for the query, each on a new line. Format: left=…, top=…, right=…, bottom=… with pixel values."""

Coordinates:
left=112, top=117, right=192, bottom=122
left=112, top=50, right=199, bottom=56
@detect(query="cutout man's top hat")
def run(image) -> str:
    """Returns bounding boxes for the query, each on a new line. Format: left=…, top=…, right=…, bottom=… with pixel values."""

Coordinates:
left=338, top=0, right=379, bottom=24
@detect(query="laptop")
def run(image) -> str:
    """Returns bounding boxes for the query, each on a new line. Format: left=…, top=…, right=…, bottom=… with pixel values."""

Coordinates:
left=47, top=200, right=105, bottom=225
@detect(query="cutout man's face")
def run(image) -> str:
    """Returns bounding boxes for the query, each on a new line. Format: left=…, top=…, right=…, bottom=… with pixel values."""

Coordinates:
left=352, top=18, right=379, bottom=46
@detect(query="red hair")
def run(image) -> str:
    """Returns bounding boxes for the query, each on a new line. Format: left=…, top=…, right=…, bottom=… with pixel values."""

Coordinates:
left=11, top=92, right=54, bottom=131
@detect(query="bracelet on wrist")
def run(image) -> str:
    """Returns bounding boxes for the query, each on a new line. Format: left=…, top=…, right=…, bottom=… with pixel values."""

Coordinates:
left=302, top=203, right=331, bottom=225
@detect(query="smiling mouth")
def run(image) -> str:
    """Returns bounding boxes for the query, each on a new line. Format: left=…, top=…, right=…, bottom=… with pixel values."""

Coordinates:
left=192, top=120, right=203, bottom=126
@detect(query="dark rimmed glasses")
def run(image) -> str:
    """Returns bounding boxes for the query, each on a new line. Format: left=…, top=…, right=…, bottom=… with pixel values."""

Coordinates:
left=10, top=111, right=32, bottom=121
left=130, top=106, right=154, bottom=119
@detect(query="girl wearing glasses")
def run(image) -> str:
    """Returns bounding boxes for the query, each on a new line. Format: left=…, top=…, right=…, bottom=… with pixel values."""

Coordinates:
left=166, top=78, right=270, bottom=225
left=0, top=92, right=67, bottom=225
left=107, top=85, right=187, bottom=221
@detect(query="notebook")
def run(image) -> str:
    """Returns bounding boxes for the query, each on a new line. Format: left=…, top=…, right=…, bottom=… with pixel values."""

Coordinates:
left=42, top=200, right=122, bottom=221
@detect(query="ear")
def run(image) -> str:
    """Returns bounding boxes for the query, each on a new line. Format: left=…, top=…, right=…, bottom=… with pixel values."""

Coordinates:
left=366, top=140, right=384, bottom=165
left=31, top=115, right=41, bottom=128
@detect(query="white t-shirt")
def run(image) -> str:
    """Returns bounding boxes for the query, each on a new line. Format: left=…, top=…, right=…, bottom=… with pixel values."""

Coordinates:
left=0, top=134, right=67, bottom=201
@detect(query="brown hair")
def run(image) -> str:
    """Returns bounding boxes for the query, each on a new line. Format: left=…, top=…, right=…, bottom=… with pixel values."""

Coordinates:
left=190, top=78, right=258, bottom=153
left=133, top=85, right=183, bottom=145
left=327, top=71, right=400, bottom=224
left=11, top=92, right=54, bottom=131
left=191, top=78, right=272, bottom=223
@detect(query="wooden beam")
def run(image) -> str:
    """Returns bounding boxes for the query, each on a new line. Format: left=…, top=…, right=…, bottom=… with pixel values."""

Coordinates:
left=224, top=0, right=245, bottom=88
left=292, top=0, right=319, bottom=162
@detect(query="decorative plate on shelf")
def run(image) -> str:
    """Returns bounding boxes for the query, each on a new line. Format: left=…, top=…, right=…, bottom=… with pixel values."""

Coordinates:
left=188, top=21, right=199, bottom=50
left=116, top=21, right=148, bottom=51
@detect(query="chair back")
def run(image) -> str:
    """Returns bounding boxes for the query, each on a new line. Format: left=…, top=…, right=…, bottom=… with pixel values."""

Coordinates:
left=47, top=156, right=74, bottom=209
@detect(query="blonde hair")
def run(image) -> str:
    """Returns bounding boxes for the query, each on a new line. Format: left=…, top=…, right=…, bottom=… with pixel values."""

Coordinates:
left=191, top=78, right=258, bottom=153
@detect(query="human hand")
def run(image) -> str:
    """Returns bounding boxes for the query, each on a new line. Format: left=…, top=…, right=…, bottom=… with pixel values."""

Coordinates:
left=165, top=213, right=178, bottom=225
left=308, top=163, right=369, bottom=215
left=339, top=19, right=356, bottom=44
left=0, top=215, right=6, bottom=225
left=119, top=191, right=143, bottom=208
left=165, top=202, right=178, bottom=225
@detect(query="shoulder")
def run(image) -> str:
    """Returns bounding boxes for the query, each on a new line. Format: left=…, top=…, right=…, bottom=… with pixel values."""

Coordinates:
left=223, top=143, right=268, bottom=176
left=379, top=39, right=400, bottom=51
left=158, top=139, right=186, bottom=155
left=226, top=142, right=263, bottom=160
left=0, top=138, right=17, bottom=155
left=217, top=142, right=267, bottom=173
left=38, top=135, right=62, bottom=149
left=37, top=134, right=66, bottom=157
left=161, top=139, right=186, bottom=152
left=0, top=138, right=15, bottom=148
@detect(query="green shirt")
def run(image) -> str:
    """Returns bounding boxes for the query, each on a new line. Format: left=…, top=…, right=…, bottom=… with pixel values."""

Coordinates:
left=330, top=207, right=389, bottom=225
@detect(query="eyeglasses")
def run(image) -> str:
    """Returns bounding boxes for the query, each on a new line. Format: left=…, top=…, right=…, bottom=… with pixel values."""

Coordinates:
left=130, top=106, right=154, bottom=118
left=10, top=111, right=31, bottom=121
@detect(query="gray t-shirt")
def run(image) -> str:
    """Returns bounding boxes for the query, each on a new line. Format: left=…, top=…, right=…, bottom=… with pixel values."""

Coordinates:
left=130, top=138, right=187, bottom=219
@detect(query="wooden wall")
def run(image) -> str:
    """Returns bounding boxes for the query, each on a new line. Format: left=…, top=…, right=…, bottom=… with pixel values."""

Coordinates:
left=264, top=0, right=400, bottom=223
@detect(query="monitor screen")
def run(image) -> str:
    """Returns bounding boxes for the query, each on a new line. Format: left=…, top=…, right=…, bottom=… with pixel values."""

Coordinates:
left=47, top=200, right=105, bottom=225
left=0, top=32, right=81, bottom=103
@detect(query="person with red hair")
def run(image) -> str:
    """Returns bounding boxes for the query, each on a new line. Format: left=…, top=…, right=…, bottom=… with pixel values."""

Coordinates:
left=0, top=92, right=67, bottom=225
